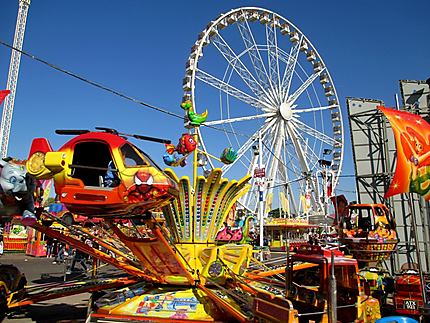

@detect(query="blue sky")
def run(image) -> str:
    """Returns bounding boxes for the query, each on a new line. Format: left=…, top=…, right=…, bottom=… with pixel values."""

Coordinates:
left=0, top=0, right=429, bottom=203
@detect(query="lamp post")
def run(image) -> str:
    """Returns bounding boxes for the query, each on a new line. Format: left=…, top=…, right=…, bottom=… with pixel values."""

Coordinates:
left=318, top=158, right=333, bottom=233
left=257, top=132, right=265, bottom=261
left=252, top=132, right=266, bottom=261
left=302, top=171, right=312, bottom=222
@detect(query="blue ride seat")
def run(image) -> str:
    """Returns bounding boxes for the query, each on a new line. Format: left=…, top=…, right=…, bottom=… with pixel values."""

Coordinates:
left=376, top=316, right=418, bottom=323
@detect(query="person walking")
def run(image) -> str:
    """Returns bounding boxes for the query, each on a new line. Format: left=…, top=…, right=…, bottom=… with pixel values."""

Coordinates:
left=45, top=236, right=53, bottom=258
left=53, top=242, right=65, bottom=264
left=69, top=237, right=89, bottom=273
left=52, top=238, right=58, bottom=257
left=70, top=247, right=88, bottom=273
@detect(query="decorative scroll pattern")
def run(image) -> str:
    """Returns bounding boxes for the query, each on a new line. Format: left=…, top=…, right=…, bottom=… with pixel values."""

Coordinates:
left=194, top=177, right=205, bottom=240
left=209, top=177, right=250, bottom=241
left=163, top=169, right=250, bottom=244
left=202, top=180, right=228, bottom=242
left=180, top=177, right=192, bottom=242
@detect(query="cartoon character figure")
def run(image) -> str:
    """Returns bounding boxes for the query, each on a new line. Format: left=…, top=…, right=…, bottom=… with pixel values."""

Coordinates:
left=125, top=169, right=174, bottom=204
left=127, top=170, right=157, bottom=202
left=0, top=158, right=36, bottom=224
left=406, top=128, right=430, bottom=172
left=357, top=296, right=381, bottom=322
left=220, top=147, right=237, bottom=164
left=402, top=127, right=430, bottom=196
left=163, top=134, right=197, bottom=167
left=165, top=144, right=176, bottom=155
left=181, top=100, right=208, bottom=126
left=215, top=216, right=254, bottom=243
left=163, top=153, right=180, bottom=167
left=136, top=295, right=161, bottom=314
left=176, top=134, right=197, bottom=155
left=170, top=309, right=188, bottom=319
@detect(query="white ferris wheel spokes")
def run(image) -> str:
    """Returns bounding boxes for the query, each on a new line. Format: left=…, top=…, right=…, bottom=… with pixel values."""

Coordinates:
left=183, top=7, right=344, bottom=217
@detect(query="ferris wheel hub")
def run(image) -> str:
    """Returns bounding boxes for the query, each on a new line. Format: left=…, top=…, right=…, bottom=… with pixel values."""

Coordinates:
left=279, top=102, right=295, bottom=120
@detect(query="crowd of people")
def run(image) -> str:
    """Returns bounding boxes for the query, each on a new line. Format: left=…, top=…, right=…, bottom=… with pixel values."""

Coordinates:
left=45, top=229, right=104, bottom=275
left=45, top=235, right=64, bottom=263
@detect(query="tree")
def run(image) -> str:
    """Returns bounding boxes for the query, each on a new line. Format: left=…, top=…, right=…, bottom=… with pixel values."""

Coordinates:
left=268, top=208, right=281, bottom=218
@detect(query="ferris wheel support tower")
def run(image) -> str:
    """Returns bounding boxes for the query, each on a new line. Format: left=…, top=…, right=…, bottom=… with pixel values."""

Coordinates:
left=0, top=0, right=31, bottom=158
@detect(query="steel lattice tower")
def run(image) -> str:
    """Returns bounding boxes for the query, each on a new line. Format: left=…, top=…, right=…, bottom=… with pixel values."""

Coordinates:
left=347, top=80, right=430, bottom=273
left=0, top=0, right=31, bottom=158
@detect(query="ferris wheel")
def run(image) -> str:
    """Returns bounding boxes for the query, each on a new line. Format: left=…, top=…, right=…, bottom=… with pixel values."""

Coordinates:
left=182, top=7, right=344, bottom=217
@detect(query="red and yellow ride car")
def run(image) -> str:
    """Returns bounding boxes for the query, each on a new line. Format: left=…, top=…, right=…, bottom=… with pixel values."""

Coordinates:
left=26, top=129, right=179, bottom=218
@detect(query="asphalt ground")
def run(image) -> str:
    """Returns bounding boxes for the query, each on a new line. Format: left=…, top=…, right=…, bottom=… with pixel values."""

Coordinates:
left=0, top=253, right=93, bottom=323
left=0, top=250, right=289, bottom=323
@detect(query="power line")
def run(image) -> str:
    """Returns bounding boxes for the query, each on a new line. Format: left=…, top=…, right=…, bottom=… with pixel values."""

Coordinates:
left=0, top=40, right=253, bottom=138
left=336, top=188, right=357, bottom=194
left=254, top=173, right=357, bottom=191
left=0, top=39, right=185, bottom=120
left=0, top=40, right=359, bottom=184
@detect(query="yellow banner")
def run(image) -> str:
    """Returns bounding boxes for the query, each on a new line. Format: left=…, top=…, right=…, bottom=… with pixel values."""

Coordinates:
left=279, top=191, right=289, bottom=214
left=300, top=195, right=311, bottom=213
left=265, top=192, right=273, bottom=214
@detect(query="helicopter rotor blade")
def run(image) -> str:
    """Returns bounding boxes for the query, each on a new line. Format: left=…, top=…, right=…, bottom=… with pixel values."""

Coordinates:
left=95, top=127, right=119, bottom=135
left=55, top=128, right=171, bottom=144
left=95, top=127, right=171, bottom=144
left=131, top=134, right=171, bottom=144
left=55, top=129, right=90, bottom=135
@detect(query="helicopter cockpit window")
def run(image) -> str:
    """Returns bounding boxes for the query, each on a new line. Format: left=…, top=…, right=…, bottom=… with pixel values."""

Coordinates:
left=135, top=146, right=162, bottom=171
left=71, top=142, right=116, bottom=187
left=120, top=143, right=148, bottom=167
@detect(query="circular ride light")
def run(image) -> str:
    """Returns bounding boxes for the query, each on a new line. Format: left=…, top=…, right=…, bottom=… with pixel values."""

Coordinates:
left=208, top=261, right=223, bottom=278
left=27, top=152, right=46, bottom=175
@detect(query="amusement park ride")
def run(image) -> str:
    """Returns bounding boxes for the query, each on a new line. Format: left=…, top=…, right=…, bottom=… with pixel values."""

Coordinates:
left=26, top=128, right=179, bottom=218
left=0, top=127, right=384, bottom=323
left=0, top=4, right=428, bottom=323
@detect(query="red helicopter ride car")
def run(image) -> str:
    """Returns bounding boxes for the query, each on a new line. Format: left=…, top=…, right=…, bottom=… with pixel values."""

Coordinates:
left=26, top=127, right=179, bottom=218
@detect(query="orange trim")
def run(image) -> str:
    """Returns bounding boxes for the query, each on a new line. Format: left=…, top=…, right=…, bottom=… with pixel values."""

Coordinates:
left=153, top=226, right=195, bottom=284
left=107, top=221, right=194, bottom=284
left=237, top=282, right=257, bottom=295
left=90, top=312, right=221, bottom=323
left=246, top=267, right=286, bottom=279
left=108, top=222, right=166, bottom=282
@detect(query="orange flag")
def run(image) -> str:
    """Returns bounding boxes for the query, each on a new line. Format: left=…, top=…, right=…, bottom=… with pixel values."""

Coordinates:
left=0, top=90, right=10, bottom=104
left=379, top=106, right=430, bottom=200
